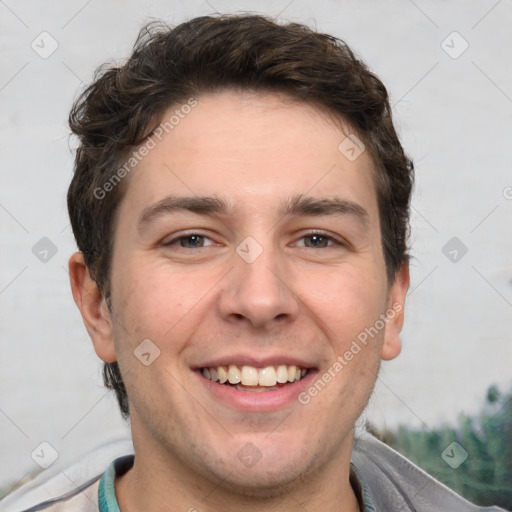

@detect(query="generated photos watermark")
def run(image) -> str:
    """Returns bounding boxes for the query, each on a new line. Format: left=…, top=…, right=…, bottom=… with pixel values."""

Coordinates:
left=93, top=97, right=198, bottom=200
left=298, top=301, right=403, bottom=405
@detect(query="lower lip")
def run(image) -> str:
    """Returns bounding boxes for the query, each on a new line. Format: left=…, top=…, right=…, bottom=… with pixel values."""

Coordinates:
left=195, top=371, right=316, bottom=412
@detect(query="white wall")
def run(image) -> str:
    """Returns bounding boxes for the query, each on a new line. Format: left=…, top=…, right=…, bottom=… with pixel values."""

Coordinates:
left=1, top=0, right=511, bottom=493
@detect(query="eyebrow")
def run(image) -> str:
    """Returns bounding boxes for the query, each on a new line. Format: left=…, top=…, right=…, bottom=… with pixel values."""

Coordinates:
left=138, top=193, right=369, bottom=229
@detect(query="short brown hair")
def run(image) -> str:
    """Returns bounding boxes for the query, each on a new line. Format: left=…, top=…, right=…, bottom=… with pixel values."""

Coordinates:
left=68, top=14, right=414, bottom=418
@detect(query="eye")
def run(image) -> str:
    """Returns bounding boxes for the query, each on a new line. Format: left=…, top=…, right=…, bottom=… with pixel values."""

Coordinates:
left=163, top=231, right=342, bottom=250
left=164, top=234, right=216, bottom=249
left=294, top=232, right=341, bottom=249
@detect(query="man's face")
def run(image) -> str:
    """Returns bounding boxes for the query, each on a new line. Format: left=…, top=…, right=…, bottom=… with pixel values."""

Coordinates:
left=97, top=91, right=407, bottom=492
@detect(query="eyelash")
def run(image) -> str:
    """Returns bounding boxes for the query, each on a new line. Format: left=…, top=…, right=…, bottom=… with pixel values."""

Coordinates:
left=163, top=230, right=343, bottom=249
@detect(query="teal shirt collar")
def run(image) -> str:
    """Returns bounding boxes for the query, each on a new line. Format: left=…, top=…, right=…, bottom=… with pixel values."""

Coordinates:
left=98, top=455, right=133, bottom=512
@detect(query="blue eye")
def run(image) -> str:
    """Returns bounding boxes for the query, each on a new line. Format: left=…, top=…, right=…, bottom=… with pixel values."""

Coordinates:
left=166, top=234, right=215, bottom=248
left=296, top=232, right=339, bottom=248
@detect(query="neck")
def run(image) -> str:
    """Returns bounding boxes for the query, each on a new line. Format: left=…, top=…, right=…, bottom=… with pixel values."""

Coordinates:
left=116, top=420, right=360, bottom=512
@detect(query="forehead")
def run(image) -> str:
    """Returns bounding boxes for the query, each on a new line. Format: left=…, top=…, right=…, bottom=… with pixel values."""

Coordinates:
left=119, top=90, right=378, bottom=221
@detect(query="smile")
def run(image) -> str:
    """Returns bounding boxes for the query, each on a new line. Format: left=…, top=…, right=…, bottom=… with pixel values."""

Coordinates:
left=201, top=364, right=309, bottom=392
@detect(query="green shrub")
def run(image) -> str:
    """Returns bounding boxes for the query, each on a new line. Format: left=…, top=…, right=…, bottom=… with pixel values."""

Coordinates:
left=369, top=385, right=512, bottom=510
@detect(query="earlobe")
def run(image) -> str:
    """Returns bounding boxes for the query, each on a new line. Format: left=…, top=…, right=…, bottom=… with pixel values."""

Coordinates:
left=68, top=252, right=117, bottom=363
left=381, top=261, right=410, bottom=361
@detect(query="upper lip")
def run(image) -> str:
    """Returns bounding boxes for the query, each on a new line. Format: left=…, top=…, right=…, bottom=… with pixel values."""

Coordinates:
left=193, top=353, right=318, bottom=370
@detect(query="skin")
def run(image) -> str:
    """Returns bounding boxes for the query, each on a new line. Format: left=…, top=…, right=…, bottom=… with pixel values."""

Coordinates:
left=69, top=90, right=409, bottom=512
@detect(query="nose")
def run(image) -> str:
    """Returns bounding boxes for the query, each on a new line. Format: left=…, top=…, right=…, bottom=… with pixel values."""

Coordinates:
left=218, top=242, right=300, bottom=330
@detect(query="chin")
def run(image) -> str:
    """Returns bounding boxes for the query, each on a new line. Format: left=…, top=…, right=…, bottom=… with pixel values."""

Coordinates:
left=195, top=436, right=325, bottom=499
left=210, top=459, right=314, bottom=500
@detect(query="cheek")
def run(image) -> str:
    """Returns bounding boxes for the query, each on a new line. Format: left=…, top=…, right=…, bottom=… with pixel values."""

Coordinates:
left=114, top=260, right=206, bottom=332
left=111, top=260, right=225, bottom=377
left=297, top=263, right=387, bottom=344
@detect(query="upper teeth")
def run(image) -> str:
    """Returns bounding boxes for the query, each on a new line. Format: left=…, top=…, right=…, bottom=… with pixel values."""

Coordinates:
left=202, top=364, right=307, bottom=387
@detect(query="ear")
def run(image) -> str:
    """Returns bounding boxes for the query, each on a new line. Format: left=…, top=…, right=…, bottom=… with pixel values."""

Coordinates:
left=381, top=261, right=410, bottom=361
left=68, top=252, right=117, bottom=363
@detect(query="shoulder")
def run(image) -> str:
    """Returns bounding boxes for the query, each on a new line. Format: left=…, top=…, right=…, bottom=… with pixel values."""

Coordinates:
left=0, top=440, right=133, bottom=512
left=352, top=430, right=507, bottom=512
left=7, top=478, right=101, bottom=512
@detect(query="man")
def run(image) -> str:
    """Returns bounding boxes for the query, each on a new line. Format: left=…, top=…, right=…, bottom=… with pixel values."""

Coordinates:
left=3, top=13, right=505, bottom=512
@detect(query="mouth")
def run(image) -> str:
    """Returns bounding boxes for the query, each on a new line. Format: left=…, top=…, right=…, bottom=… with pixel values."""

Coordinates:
left=200, top=364, right=310, bottom=392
